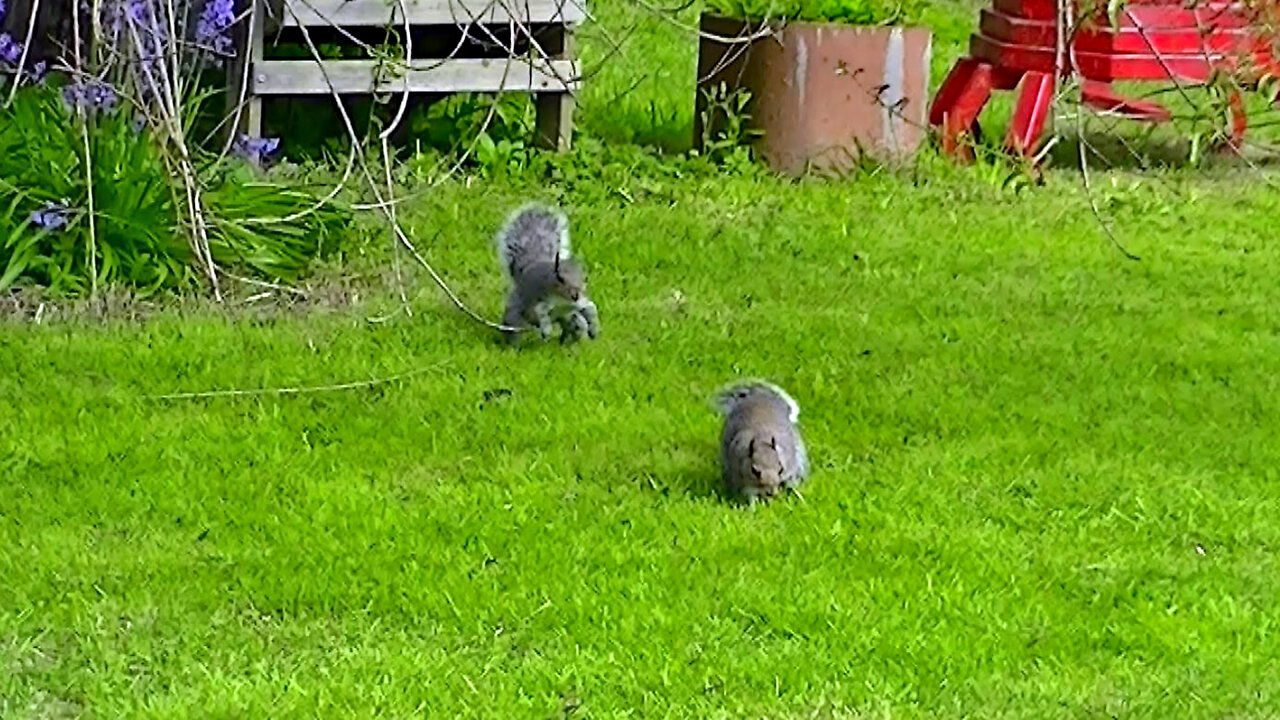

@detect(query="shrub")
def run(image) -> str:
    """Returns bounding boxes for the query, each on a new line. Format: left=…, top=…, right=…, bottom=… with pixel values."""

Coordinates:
left=704, top=0, right=927, bottom=25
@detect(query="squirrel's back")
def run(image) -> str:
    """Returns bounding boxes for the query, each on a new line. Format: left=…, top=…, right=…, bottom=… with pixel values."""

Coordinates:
left=496, top=203, right=571, bottom=279
left=714, top=381, right=800, bottom=424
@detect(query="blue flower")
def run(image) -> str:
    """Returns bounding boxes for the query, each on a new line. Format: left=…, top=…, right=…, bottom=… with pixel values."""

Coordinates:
left=124, top=0, right=149, bottom=23
left=30, top=202, right=71, bottom=231
left=233, top=135, right=281, bottom=164
left=62, top=80, right=118, bottom=113
left=0, top=33, right=22, bottom=67
left=196, top=0, right=236, bottom=58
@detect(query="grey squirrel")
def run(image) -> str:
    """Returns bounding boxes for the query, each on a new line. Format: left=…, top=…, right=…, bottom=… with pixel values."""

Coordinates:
left=496, top=203, right=599, bottom=345
left=715, top=381, right=810, bottom=503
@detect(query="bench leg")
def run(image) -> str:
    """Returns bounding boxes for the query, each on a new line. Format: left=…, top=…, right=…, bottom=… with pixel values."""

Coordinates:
left=1080, top=79, right=1171, bottom=122
left=1005, top=70, right=1055, bottom=157
left=929, top=57, right=995, bottom=160
left=236, top=98, right=263, bottom=141
left=533, top=25, right=575, bottom=152
left=1214, top=88, right=1247, bottom=155
left=535, top=92, right=575, bottom=151
left=227, top=0, right=264, bottom=141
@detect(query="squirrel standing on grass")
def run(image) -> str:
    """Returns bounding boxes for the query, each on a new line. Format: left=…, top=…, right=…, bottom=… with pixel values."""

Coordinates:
left=496, top=203, right=600, bottom=345
left=715, top=381, right=810, bottom=503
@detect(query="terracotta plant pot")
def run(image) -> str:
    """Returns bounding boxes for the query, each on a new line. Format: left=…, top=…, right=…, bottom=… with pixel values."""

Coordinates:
left=695, top=15, right=932, bottom=176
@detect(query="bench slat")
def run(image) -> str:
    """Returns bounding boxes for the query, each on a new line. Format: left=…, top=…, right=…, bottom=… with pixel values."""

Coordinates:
left=250, top=58, right=579, bottom=94
left=277, top=0, right=586, bottom=27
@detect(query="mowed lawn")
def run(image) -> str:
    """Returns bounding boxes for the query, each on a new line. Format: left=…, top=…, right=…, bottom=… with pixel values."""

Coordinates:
left=3, top=167, right=1280, bottom=717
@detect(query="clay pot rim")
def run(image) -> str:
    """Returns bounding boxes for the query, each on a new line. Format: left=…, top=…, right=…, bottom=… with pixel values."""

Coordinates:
left=700, top=12, right=930, bottom=31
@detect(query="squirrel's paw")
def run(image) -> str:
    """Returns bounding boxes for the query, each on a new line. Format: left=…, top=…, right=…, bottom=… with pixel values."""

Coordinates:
left=560, top=310, right=591, bottom=344
left=575, top=299, right=600, bottom=340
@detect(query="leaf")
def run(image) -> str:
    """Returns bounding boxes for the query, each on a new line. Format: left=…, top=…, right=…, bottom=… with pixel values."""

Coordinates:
left=1107, top=0, right=1125, bottom=29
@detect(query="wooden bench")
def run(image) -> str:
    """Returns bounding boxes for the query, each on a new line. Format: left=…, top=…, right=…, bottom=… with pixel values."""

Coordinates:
left=929, top=0, right=1280, bottom=158
left=229, top=0, right=585, bottom=150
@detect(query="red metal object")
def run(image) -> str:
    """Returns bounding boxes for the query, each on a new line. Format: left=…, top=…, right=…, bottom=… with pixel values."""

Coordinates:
left=928, top=0, right=1280, bottom=158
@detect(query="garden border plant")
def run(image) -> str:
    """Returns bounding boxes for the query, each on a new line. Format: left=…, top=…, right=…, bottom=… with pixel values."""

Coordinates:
left=0, top=0, right=355, bottom=299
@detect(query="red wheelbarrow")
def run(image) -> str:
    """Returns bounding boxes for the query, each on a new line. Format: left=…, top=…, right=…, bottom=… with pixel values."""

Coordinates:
left=928, top=0, right=1280, bottom=158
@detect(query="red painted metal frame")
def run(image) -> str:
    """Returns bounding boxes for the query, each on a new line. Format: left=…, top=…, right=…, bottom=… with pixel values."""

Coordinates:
left=928, top=0, right=1280, bottom=158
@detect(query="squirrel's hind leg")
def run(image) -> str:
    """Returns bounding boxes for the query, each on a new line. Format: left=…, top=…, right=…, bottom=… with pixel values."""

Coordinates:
left=501, top=295, right=526, bottom=345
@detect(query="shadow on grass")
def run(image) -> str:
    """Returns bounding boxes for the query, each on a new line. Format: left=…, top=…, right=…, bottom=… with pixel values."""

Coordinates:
left=1044, top=130, right=1280, bottom=171
left=629, top=446, right=727, bottom=504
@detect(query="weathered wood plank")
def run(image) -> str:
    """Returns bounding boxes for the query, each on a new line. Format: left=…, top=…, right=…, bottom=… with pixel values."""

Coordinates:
left=250, top=58, right=580, bottom=95
left=533, top=25, right=574, bottom=150
left=279, top=0, right=586, bottom=27
left=228, top=0, right=267, bottom=139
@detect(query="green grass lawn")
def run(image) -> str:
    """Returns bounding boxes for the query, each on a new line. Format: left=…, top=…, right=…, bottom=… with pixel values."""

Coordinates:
left=5, top=163, right=1280, bottom=717
left=8, top=0, right=1280, bottom=714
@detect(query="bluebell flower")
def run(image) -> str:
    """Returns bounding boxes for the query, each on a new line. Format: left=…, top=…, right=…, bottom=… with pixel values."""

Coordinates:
left=30, top=202, right=71, bottom=231
left=0, top=33, right=22, bottom=66
left=124, top=0, right=149, bottom=23
left=233, top=135, right=281, bottom=164
left=196, top=0, right=236, bottom=57
left=62, top=80, right=119, bottom=113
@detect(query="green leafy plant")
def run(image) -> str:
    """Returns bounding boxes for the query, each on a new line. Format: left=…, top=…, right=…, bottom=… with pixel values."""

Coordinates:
left=705, top=0, right=926, bottom=25
left=0, top=84, right=187, bottom=295
left=403, top=92, right=536, bottom=175
left=695, top=82, right=762, bottom=170
left=0, top=84, right=350, bottom=296
left=472, top=133, right=532, bottom=176
left=202, top=167, right=349, bottom=283
left=413, top=93, right=533, bottom=154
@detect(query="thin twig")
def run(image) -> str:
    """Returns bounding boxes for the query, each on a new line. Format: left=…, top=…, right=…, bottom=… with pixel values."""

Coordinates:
left=1065, top=0, right=1140, bottom=261
left=71, top=0, right=100, bottom=295
left=5, top=0, right=40, bottom=106
left=141, top=362, right=445, bottom=400
left=285, top=9, right=526, bottom=333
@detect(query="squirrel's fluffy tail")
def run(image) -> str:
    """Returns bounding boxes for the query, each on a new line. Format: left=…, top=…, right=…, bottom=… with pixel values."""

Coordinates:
left=496, top=202, right=571, bottom=277
left=713, top=380, right=801, bottom=423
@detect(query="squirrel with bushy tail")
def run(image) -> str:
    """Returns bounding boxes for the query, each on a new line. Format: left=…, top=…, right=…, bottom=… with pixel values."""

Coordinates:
left=714, top=381, right=810, bottom=503
left=495, top=203, right=599, bottom=345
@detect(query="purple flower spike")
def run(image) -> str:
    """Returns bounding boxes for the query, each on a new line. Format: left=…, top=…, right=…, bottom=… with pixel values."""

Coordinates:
left=62, top=79, right=118, bottom=114
left=88, top=82, right=117, bottom=110
left=0, top=33, right=23, bottom=67
left=30, top=202, right=71, bottom=231
left=124, top=0, right=149, bottom=22
left=233, top=134, right=282, bottom=165
left=196, top=0, right=236, bottom=58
